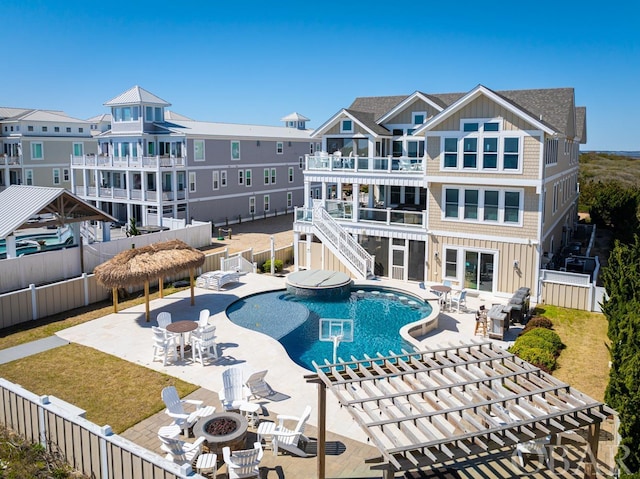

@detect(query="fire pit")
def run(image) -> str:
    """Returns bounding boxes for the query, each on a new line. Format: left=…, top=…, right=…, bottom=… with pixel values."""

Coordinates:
left=193, top=412, right=248, bottom=456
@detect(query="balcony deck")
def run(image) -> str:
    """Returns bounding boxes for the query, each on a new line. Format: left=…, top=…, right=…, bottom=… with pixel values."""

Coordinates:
left=71, top=154, right=186, bottom=168
left=306, top=154, right=423, bottom=174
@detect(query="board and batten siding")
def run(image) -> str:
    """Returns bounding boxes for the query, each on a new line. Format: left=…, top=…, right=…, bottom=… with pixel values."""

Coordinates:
left=324, top=120, right=370, bottom=137
left=540, top=281, right=590, bottom=310
left=428, top=234, right=538, bottom=297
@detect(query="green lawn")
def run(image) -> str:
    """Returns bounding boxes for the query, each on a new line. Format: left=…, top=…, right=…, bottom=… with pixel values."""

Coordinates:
left=533, top=304, right=610, bottom=402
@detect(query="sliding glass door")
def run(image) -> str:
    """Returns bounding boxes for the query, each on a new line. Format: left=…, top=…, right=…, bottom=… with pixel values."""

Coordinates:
left=464, top=251, right=495, bottom=292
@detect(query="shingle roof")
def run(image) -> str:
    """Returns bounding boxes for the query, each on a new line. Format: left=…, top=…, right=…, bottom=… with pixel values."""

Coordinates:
left=344, top=109, right=390, bottom=135
left=575, top=106, right=587, bottom=143
left=348, top=95, right=408, bottom=122
left=345, top=87, right=580, bottom=138
left=103, top=86, right=171, bottom=107
left=0, top=186, right=115, bottom=240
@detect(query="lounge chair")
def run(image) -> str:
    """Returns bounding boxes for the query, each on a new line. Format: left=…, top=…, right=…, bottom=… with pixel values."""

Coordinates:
left=245, top=370, right=274, bottom=400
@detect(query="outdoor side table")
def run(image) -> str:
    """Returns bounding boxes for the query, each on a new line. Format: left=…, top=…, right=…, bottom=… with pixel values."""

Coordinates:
left=240, top=402, right=261, bottom=427
left=257, top=421, right=276, bottom=449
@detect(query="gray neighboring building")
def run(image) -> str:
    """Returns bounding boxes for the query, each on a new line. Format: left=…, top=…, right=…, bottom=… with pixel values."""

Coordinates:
left=1, top=108, right=94, bottom=191
left=71, top=86, right=315, bottom=227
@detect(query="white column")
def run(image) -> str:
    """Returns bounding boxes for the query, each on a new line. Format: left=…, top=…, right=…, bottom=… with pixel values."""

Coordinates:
left=293, top=231, right=300, bottom=271
left=352, top=182, right=360, bottom=223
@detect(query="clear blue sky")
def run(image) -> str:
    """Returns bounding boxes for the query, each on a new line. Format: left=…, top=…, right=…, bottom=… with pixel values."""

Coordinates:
left=4, top=0, right=638, bottom=151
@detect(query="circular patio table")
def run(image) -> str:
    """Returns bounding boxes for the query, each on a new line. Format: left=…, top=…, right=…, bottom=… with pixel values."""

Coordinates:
left=430, top=285, right=452, bottom=310
left=165, top=320, right=197, bottom=360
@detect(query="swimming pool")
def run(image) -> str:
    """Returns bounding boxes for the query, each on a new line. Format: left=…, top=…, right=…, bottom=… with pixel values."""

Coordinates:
left=0, top=229, right=74, bottom=259
left=226, top=287, right=432, bottom=370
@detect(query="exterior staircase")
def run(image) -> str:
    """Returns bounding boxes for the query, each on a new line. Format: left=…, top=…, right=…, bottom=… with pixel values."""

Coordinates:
left=311, top=201, right=374, bottom=279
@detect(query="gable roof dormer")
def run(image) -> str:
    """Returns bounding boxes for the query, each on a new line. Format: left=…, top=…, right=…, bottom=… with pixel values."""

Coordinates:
left=103, top=86, right=171, bottom=107
left=376, top=91, right=445, bottom=124
left=311, top=109, right=390, bottom=138
left=413, top=84, right=557, bottom=136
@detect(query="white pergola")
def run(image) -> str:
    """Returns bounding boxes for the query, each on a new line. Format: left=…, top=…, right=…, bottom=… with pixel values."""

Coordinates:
left=307, top=340, right=614, bottom=479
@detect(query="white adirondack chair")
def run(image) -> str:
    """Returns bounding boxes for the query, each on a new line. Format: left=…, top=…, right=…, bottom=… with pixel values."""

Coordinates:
left=156, top=311, right=172, bottom=330
left=270, top=405, right=312, bottom=457
left=245, top=370, right=273, bottom=400
left=223, top=442, right=263, bottom=479
left=158, top=433, right=206, bottom=465
left=219, top=366, right=248, bottom=411
left=161, top=385, right=215, bottom=435
left=191, top=324, right=218, bottom=366
left=152, top=326, right=177, bottom=365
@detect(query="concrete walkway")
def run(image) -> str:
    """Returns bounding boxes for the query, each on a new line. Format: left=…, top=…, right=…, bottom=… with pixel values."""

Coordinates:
left=0, top=335, right=69, bottom=365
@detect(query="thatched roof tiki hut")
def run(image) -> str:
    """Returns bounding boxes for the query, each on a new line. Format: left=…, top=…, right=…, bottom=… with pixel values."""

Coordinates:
left=94, top=240, right=205, bottom=321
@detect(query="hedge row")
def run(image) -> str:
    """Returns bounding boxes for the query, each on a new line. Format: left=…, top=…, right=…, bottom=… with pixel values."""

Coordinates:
left=508, top=318, right=564, bottom=373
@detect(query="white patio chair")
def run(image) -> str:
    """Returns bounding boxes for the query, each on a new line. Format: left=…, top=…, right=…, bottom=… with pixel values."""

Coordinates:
left=269, top=405, right=312, bottom=457
left=157, top=311, right=172, bottom=330
left=219, top=366, right=249, bottom=411
left=245, top=370, right=274, bottom=400
left=191, top=324, right=218, bottom=366
left=152, top=326, right=177, bottom=366
left=222, top=441, right=263, bottom=479
left=515, top=436, right=550, bottom=468
left=449, top=289, right=467, bottom=312
left=158, top=433, right=206, bottom=465
left=161, top=385, right=216, bottom=435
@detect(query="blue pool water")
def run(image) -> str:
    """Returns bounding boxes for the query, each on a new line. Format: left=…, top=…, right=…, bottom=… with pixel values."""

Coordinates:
left=226, top=287, right=432, bottom=371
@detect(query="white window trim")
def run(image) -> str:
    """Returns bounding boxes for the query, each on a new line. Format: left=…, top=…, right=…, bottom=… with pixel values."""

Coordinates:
left=194, top=140, right=205, bottom=162
left=287, top=191, right=293, bottom=208
left=263, top=194, right=270, bottom=212
left=340, top=119, right=353, bottom=133
left=63, top=168, right=70, bottom=182
left=52, top=168, right=61, bottom=185
left=245, top=169, right=252, bottom=187
left=188, top=172, right=196, bottom=193
left=220, top=170, right=227, bottom=187
left=441, top=185, right=524, bottom=227
left=271, top=168, right=276, bottom=184
left=212, top=171, right=219, bottom=190
left=249, top=196, right=256, bottom=215
left=440, top=127, right=523, bottom=173
left=288, top=166, right=294, bottom=183
left=264, top=168, right=270, bottom=185
left=231, top=141, right=241, bottom=161
left=443, top=246, right=499, bottom=284
left=31, top=142, right=44, bottom=160
left=73, top=142, right=84, bottom=157
left=276, top=142, right=284, bottom=154
left=238, top=170, right=244, bottom=185
left=25, top=169, right=34, bottom=186
left=412, top=111, right=427, bottom=124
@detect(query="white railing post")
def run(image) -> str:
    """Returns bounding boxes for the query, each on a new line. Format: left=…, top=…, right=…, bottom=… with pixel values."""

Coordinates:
left=30, top=283, right=38, bottom=320
left=82, top=273, right=89, bottom=306
left=38, top=395, right=49, bottom=447
left=100, top=425, right=113, bottom=478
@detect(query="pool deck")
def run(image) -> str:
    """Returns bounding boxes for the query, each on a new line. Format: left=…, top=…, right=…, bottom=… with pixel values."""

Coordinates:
left=55, top=274, right=614, bottom=478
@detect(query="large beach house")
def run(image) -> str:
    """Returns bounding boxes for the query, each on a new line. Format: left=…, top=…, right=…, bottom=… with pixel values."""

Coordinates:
left=293, top=85, right=586, bottom=301
left=70, top=86, right=314, bottom=228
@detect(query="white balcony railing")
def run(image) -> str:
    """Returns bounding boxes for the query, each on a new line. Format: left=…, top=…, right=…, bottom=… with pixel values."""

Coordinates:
left=0, top=155, right=22, bottom=166
left=71, top=154, right=186, bottom=168
left=306, top=154, right=424, bottom=174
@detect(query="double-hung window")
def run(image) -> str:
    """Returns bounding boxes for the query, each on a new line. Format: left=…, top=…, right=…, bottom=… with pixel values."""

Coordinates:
left=189, top=172, right=196, bottom=192
left=263, top=195, right=270, bottom=212
left=31, top=143, right=43, bottom=160
left=231, top=141, right=240, bottom=160
left=504, top=192, right=520, bottom=223
left=288, top=167, right=294, bottom=182
left=463, top=138, right=477, bottom=168
left=194, top=140, right=205, bottom=161
left=249, top=197, right=255, bottom=215
left=483, top=190, right=499, bottom=221
left=264, top=168, right=270, bottom=185
left=212, top=171, right=219, bottom=190
left=504, top=138, right=520, bottom=169
left=276, top=142, right=283, bottom=154
left=238, top=170, right=244, bottom=185
left=52, top=169, right=60, bottom=185
left=445, top=189, right=459, bottom=218
left=482, top=138, right=498, bottom=169
left=220, top=170, right=227, bottom=187
left=287, top=192, right=293, bottom=208
left=464, top=190, right=479, bottom=219
left=444, top=138, right=458, bottom=168
left=245, top=169, right=252, bottom=187
left=271, top=168, right=276, bottom=184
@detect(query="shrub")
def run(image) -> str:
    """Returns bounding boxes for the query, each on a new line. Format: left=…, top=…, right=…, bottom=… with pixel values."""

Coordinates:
left=523, top=316, right=553, bottom=333
left=261, top=259, right=283, bottom=273
left=512, top=347, right=557, bottom=373
left=522, top=327, right=565, bottom=353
